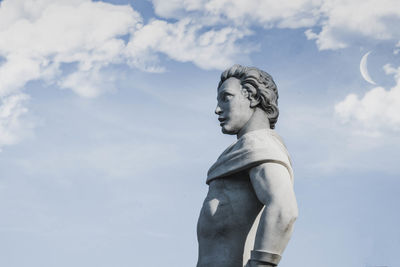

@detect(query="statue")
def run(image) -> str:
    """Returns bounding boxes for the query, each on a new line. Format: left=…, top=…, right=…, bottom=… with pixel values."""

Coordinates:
left=197, top=65, right=298, bottom=267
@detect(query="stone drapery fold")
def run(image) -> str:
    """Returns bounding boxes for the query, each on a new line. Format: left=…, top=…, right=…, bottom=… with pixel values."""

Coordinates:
left=207, top=129, right=293, bottom=184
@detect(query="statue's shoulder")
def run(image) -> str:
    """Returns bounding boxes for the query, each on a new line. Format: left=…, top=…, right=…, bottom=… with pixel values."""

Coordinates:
left=207, top=129, right=293, bottom=184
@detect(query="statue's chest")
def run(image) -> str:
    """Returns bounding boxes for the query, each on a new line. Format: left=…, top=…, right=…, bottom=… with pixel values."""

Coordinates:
left=200, top=173, right=262, bottom=232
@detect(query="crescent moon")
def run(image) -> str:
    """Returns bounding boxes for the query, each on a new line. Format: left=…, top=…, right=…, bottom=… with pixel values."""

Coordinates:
left=360, top=51, right=376, bottom=85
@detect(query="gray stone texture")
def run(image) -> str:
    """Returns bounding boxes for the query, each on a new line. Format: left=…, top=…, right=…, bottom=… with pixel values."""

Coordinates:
left=197, top=65, right=298, bottom=267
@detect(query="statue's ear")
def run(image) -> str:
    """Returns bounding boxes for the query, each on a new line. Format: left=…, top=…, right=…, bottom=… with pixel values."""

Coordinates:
left=241, top=88, right=259, bottom=108
left=249, top=96, right=260, bottom=108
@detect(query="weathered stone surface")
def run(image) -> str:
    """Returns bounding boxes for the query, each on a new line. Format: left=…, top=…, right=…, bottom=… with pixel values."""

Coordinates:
left=197, top=65, right=298, bottom=267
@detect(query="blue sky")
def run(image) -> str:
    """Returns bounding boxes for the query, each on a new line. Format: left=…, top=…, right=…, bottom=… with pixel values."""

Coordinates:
left=0, top=0, right=400, bottom=266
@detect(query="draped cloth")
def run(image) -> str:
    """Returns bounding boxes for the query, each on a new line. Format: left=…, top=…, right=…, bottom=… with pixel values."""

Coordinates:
left=206, top=129, right=293, bottom=185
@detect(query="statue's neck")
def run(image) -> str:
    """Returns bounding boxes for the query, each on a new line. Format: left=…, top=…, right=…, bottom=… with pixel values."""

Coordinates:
left=237, top=108, right=270, bottom=139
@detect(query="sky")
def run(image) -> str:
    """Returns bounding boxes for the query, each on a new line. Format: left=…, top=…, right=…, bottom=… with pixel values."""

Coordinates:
left=0, top=0, right=400, bottom=266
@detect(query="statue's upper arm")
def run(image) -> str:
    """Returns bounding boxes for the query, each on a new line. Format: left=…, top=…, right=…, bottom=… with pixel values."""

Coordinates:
left=249, top=162, right=293, bottom=205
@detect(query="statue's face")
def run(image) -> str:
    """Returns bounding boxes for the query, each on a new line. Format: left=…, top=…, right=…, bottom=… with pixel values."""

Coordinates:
left=215, top=77, right=254, bottom=135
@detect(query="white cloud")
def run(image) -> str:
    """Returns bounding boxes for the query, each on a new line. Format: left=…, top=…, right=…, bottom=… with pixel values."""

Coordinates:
left=58, top=67, right=118, bottom=98
left=2, top=0, right=399, bottom=147
left=0, top=0, right=144, bottom=147
left=0, top=94, right=34, bottom=148
left=307, top=0, right=400, bottom=50
left=0, top=56, right=42, bottom=97
left=152, top=0, right=321, bottom=28
left=0, top=1, right=232, bottom=147
left=4, top=0, right=394, bottom=99
left=0, top=0, right=256, bottom=147
left=151, top=0, right=400, bottom=50
left=126, top=18, right=252, bottom=70
left=0, top=0, right=141, bottom=97
left=0, top=0, right=253, bottom=96
left=335, top=64, right=400, bottom=136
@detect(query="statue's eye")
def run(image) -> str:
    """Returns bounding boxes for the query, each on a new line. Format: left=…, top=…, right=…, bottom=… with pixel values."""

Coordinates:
left=223, top=94, right=233, bottom=102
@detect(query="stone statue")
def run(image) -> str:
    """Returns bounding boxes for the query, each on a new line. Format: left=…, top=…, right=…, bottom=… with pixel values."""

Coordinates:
left=197, top=65, right=298, bottom=267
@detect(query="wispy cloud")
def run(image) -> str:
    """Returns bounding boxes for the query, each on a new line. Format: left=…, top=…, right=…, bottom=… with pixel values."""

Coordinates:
left=150, top=0, right=400, bottom=50
left=2, top=0, right=400, bottom=147
left=0, top=0, right=140, bottom=147
left=126, top=18, right=253, bottom=71
left=151, top=0, right=321, bottom=28
left=147, top=0, right=400, bottom=138
left=0, top=93, right=33, bottom=148
left=0, top=0, right=141, bottom=97
left=0, top=0, right=251, bottom=148
left=335, top=63, right=400, bottom=136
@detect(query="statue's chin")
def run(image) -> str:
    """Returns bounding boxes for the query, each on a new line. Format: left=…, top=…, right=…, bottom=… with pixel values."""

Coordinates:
left=221, top=127, right=237, bottom=135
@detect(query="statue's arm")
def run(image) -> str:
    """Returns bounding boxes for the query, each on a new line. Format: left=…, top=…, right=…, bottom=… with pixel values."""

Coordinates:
left=247, top=162, right=298, bottom=266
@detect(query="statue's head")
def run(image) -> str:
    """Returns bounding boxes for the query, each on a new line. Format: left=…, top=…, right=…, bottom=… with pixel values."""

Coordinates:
left=215, top=64, right=279, bottom=135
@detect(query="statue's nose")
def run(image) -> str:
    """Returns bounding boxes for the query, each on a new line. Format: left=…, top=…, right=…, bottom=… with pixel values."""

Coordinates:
left=215, top=105, right=222, bottom=115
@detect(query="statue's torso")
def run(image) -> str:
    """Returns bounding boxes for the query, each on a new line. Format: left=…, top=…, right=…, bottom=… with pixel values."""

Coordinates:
left=197, top=171, right=263, bottom=267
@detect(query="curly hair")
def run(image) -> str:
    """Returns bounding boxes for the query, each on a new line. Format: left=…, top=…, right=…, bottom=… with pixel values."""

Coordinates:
left=218, top=64, right=279, bottom=129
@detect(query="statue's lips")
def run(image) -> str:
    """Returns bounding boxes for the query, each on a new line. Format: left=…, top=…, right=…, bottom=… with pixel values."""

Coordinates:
left=218, top=117, right=226, bottom=126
